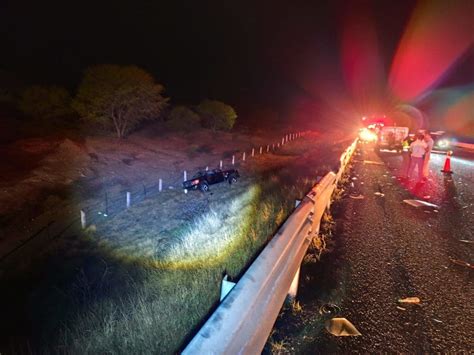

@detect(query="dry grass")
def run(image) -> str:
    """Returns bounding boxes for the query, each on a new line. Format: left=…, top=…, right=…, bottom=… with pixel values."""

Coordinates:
left=0, top=134, right=346, bottom=355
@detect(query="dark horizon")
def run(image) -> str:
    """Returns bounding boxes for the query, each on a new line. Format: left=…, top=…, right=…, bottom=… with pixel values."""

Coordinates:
left=1, top=0, right=473, bottom=130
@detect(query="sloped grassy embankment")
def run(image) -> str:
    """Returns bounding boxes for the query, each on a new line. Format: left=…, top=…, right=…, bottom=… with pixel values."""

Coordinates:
left=0, top=137, right=338, bottom=354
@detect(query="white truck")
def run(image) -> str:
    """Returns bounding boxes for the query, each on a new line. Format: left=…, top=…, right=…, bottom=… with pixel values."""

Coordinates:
left=376, top=126, right=409, bottom=153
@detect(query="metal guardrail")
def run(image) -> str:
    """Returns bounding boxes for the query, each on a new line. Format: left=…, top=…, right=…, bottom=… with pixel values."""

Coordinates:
left=183, top=138, right=358, bottom=355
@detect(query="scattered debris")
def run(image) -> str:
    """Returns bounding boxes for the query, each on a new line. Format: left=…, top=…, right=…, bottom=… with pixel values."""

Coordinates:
left=374, top=192, right=385, bottom=197
left=459, top=239, right=474, bottom=244
left=423, top=195, right=431, bottom=199
left=319, top=303, right=341, bottom=316
left=396, top=306, right=406, bottom=311
left=398, top=297, right=421, bottom=304
left=403, top=199, right=439, bottom=209
left=433, top=318, right=443, bottom=323
left=350, top=182, right=354, bottom=188
left=363, top=160, right=384, bottom=165
left=351, top=177, right=358, bottom=181
left=325, top=318, right=361, bottom=336
left=449, top=258, right=474, bottom=269
left=349, top=194, right=364, bottom=199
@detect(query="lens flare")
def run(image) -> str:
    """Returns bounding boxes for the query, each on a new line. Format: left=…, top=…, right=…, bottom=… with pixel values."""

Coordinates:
left=389, top=0, right=474, bottom=101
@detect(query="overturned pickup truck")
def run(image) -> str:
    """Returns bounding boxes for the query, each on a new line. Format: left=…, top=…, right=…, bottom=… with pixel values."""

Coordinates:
left=183, top=168, right=240, bottom=192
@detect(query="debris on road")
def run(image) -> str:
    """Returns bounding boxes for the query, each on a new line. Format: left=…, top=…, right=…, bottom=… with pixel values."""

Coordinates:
left=396, top=306, right=406, bottom=311
left=325, top=318, right=362, bottom=336
left=363, top=160, right=384, bottom=166
left=403, top=199, right=439, bottom=209
left=319, top=303, right=341, bottom=316
left=433, top=318, right=443, bottom=323
left=459, top=239, right=474, bottom=244
left=349, top=194, right=364, bottom=199
left=398, top=297, right=421, bottom=304
left=352, top=177, right=358, bottom=181
left=449, top=258, right=474, bottom=269
left=374, top=192, right=385, bottom=197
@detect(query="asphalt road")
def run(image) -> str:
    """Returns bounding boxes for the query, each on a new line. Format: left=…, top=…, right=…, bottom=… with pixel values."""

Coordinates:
left=271, top=144, right=473, bottom=353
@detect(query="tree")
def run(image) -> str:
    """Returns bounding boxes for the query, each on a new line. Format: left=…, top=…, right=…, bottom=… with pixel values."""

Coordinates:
left=18, top=85, right=73, bottom=119
left=73, top=65, right=168, bottom=138
left=196, top=99, right=237, bottom=131
left=166, top=105, right=201, bottom=131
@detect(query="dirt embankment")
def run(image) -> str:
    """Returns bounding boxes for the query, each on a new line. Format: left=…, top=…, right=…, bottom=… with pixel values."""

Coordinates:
left=0, top=127, right=305, bottom=256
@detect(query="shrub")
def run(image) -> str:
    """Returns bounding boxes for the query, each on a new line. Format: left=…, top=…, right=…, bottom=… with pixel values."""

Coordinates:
left=196, top=99, right=237, bottom=131
left=166, top=106, right=200, bottom=131
left=18, top=85, right=73, bottom=119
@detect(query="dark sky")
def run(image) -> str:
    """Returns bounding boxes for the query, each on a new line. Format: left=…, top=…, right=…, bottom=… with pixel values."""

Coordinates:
left=1, top=0, right=471, bottom=127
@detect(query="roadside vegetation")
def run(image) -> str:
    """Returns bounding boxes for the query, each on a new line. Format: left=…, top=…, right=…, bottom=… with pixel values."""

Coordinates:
left=0, top=63, right=339, bottom=354
left=0, top=133, right=337, bottom=354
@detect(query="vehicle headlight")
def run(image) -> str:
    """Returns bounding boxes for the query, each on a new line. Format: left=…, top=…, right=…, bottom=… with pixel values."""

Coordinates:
left=437, top=139, right=450, bottom=148
left=359, top=128, right=378, bottom=142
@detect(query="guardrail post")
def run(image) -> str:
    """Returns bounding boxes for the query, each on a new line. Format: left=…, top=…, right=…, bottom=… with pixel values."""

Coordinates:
left=288, top=267, right=300, bottom=299
left=80, top=210, right=86, bottom=229
left=159, top=178, right=162, bottom=192
left=126, top=191, right=131, bottom=208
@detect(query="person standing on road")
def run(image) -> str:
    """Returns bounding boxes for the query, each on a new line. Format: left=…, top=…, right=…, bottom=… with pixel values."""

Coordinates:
left=408, top=133, right=428, bottom=182
left=400, top=135, right=412, bottom=179
left=422, top=131, right=434, bottom=179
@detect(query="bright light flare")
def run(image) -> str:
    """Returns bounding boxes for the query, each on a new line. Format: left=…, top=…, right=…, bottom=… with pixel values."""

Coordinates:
left=389, top=0, right=474, bottom=101
left=359, top=128, right=378, bottom=142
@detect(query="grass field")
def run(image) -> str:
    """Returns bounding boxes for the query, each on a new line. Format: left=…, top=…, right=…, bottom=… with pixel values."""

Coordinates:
left=0, top=134, right=344, bottom=354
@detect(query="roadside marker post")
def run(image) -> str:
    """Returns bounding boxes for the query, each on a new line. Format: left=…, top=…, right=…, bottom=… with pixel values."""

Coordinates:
left=80, top=210, right=86, bottom=229
left=281, top=137, right=284, bottom=145
left=184, top=170, right=187, bottom=194
left=206, top=166, right=209, bottom=171
left=126, top=192, right=131, bottom=208
left=259, top=146, right=262, bottom=154
left=243, top=152, right=246, bottom=161
left=159, top=178, right=162, bottom=192
left=232, top=155, right=235, bottom=165
left=220, top=160, right=223, bottom=169
left=252, top=148, right=255, bottom=157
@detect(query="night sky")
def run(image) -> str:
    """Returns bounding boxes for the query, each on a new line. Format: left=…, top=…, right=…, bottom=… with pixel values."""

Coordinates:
left=1, top=0, right=472, bottom=127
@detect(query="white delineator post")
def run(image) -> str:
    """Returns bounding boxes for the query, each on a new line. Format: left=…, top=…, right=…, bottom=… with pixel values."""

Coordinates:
left=126, top=192, right=131, bottom=208
left=184, top=170, right=187, bottom=194
left=266, top=145, right=269, bottom=153
left=80, top=210, right=86, bottom=229
left=206, top=166, right=209, bottom=171
left=159, top=178, right=162, bottom=192
left=259, top=146, right=262, bottom=154
left=252, top=148, right=255, bottom=157
left=220, top=160, right=223, bottom=169
left=281, top=137, right=284, bottom=145
left=232, top=155, right=235, bottom=165
left=243, top=152, right=246, bottom=161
